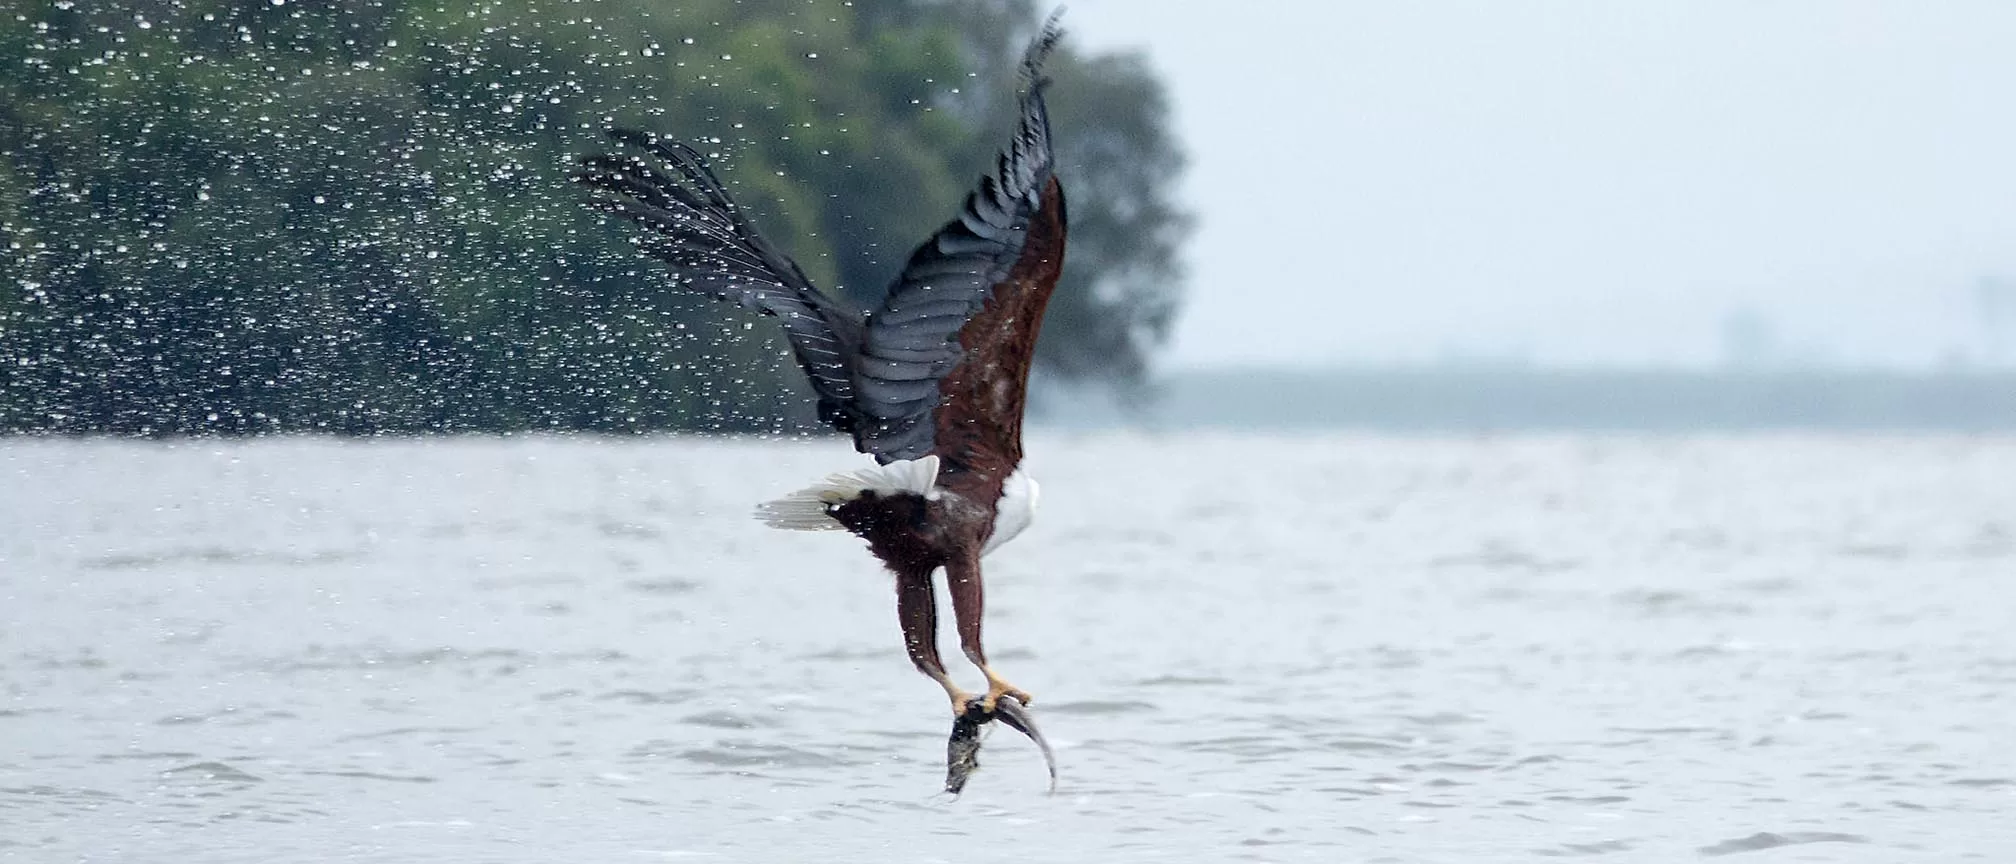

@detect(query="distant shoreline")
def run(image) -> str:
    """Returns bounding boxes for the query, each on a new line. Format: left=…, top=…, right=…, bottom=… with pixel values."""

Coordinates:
left=5, top=366, right=2009, bottom=437
left=1045, top=366, right=2016, bottom=432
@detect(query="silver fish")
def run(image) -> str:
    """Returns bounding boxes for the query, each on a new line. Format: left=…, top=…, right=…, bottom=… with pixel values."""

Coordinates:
left=944, top=695, right=1057, bottom=794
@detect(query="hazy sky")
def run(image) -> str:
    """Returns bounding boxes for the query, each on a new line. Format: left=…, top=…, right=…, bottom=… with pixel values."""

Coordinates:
left=1064, top=2, right=2016, bottom=369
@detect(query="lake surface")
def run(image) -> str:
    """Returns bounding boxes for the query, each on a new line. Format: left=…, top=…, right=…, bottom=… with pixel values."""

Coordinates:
left=4, top=433, right=2013, bottom=862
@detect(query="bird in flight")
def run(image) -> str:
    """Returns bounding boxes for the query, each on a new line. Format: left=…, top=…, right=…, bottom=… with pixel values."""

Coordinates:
left=576, top=16, right=1069, bottom=722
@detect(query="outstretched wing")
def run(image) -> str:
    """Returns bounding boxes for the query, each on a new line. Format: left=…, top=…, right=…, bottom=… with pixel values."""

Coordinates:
left=575, top=131, right=867, bottom=433
left=852, top=16, right=1069, bottom=478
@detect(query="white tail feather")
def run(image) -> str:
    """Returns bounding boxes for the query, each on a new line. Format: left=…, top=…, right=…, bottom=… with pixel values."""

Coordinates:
left=754, top=455, right=941, bottom=531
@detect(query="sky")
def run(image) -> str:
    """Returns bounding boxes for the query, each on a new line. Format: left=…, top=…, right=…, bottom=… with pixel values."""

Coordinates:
left=1063, top=1, right=2016, bottom=370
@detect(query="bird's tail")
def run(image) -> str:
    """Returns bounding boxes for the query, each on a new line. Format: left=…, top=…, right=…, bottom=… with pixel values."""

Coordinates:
left=753, top=455, right=941, bottom=531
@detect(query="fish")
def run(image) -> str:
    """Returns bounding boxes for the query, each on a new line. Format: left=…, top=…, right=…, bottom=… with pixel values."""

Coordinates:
left=944, top=694, right=1057, bottom=795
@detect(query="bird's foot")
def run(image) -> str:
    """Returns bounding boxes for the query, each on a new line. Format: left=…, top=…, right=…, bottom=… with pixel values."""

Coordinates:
left=944, top=686, right=979, bottom=718
left=979, top=676, right=1033, bottom=714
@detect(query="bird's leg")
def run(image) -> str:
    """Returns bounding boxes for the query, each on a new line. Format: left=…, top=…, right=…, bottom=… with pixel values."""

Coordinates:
left=896, top=566, right=972, bottom=715
left=946, top=548, right=1032, bottom=712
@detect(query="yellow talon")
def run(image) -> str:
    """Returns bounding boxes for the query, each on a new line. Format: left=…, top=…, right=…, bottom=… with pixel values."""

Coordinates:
left=942, top=684, right=977, bottom=717
left=980, top=672, right=1033, bottom=713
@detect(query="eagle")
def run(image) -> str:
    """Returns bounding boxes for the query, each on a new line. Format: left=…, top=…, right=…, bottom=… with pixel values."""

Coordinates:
left=576, top=17, right=1069, bottom=723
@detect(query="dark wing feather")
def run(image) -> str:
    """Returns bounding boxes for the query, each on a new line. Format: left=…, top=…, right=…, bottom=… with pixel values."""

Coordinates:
left=575, top=131, right=866, bottom=433
left=853, top=15, right=1068, bottom=469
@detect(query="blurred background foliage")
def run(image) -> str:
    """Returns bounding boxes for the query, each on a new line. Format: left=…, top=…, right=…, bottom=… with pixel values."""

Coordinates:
left=0, top=0, right=1188, bottom=434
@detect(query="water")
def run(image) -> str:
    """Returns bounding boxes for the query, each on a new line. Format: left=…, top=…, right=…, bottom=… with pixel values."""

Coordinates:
left=4, top=433, right=2013, bottom=862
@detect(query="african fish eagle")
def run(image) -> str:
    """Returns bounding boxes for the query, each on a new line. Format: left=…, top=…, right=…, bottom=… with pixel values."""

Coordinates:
left=576, top=17, right=1068, bottom=718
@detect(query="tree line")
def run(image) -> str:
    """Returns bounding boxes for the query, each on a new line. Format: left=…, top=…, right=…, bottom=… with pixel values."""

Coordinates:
left=0, top=0, right=1187, bottom=435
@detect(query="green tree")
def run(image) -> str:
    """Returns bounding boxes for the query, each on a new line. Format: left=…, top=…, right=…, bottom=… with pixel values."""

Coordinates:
left=0, top=0, right=1189, bottom=434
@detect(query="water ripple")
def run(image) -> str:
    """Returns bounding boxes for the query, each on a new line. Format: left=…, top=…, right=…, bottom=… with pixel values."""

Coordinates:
left=160, top=762, right=263, bottom=784
left=1697, top=831, right=1868, bottom=856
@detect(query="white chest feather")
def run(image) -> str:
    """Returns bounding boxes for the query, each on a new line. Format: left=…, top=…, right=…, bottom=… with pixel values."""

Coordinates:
left=982, top=469, right=1040, bottom=557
